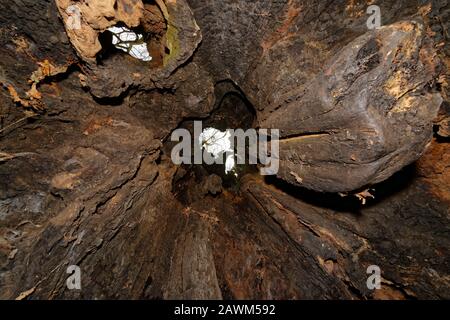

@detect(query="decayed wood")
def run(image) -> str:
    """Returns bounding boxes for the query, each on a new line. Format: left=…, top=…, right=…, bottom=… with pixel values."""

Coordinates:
left=0, top=0, right=448, bottom=299
left=262, top=21, right=442, bottom=192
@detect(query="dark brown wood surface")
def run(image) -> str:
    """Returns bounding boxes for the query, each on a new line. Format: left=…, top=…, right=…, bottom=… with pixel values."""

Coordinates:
left=0, top=0, right=448, bottom=299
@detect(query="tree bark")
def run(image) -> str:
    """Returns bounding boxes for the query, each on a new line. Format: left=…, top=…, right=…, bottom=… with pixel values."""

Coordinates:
left=0, top=0, right=449, bottom=299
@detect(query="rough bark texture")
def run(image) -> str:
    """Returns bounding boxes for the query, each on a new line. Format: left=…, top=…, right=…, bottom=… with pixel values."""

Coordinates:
left=0, top=0, right=449, bottom=299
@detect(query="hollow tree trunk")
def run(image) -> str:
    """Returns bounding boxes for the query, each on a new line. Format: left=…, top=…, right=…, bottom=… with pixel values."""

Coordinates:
left=0, top=0, right=449, bottom=299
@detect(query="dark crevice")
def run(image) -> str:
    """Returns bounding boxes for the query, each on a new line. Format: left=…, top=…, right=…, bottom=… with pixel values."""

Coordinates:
left=168, top=83, right=259, bottom=204
left=264, top=162, right=418, bottom=214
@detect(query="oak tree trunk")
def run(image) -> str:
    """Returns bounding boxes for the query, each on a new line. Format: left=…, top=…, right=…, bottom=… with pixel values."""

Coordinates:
left=0, top=0, right=449, bottom=299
